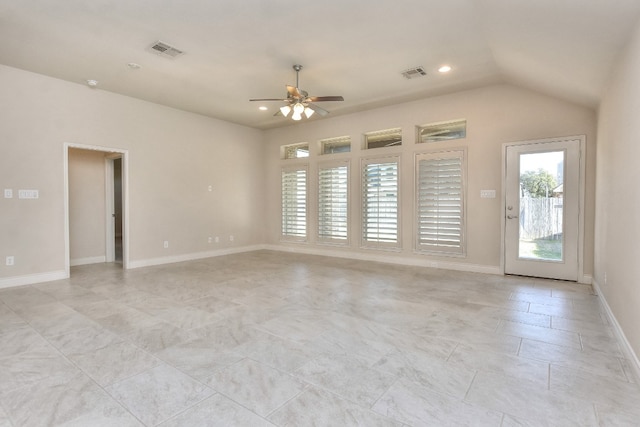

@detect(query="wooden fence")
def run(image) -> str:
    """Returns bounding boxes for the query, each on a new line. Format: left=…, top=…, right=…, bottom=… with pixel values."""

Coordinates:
left=519, top=197, right=563, bottom=240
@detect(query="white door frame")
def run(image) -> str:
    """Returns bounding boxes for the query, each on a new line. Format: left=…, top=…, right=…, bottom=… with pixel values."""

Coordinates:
left=500, top=135, right=587, bottom=283
left=104, top=155, right=122, bottom=263
left=64, top=143, right=130, bottom=277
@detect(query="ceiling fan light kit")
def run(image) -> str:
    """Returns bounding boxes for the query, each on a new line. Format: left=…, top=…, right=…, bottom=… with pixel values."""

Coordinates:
left=280, top=105, right=292, bottom=117
left=250, top=64, right=344, bottom=121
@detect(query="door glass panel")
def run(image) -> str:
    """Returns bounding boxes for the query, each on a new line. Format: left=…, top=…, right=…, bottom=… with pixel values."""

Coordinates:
left=518, top=151, right=564, bottom=261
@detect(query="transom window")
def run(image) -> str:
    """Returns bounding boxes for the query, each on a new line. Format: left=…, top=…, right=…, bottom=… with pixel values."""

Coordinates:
left=320, top=136, right=351, bottom=154
left=282, top=143, right=309, bottom=159
left=417, top=119, right=466, bottom=143
left=363, top=128, right=402, bottom=150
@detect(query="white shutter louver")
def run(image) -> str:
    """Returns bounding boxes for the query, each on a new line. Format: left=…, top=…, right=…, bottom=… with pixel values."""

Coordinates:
left=281, top=167, right=307, bottom=239
left=318, top=163, right=349, bottom=243
left=416, top=150, right=465, bottom=254
left=362, top=158, right=399, bottom=247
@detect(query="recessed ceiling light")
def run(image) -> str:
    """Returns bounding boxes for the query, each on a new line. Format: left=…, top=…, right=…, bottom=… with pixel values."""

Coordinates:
left=127, top=62, right=141, bottom=70
left=259, top=106, right=268, bottom=111
left=86, top=79, right=99, bottom=87
left=438, top=65, right=452, bottom=73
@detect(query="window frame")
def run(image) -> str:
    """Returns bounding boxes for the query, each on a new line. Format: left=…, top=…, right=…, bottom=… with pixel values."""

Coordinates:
left=414, top=148, right=467, bottom=256
left=317, top=160, right=350, bottom=245
left=361, top=155, right=401, bottom=250
left=281, top=165, right=309, bottom=242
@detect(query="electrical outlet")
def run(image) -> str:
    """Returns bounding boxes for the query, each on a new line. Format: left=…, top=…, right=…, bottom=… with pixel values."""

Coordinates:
left=163, top=241, right=169, bottom=249
left=215, top=236, right=219, bottom=243
left=229, top=235, right=234, bottom=242
left=208, top=185, right=213, bottom=192
left=4, top=189, right=12, bottom=198
left=6, top=256, right=14, bottom=266
left=208, top=237, right=212, bottom=244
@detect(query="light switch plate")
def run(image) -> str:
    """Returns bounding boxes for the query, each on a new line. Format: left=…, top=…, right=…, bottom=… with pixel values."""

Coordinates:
left=18, top=189, right=39, bottom=199
left=480, top=189, right=496, bottom=199
left=4, top=189, right=12, bottom=198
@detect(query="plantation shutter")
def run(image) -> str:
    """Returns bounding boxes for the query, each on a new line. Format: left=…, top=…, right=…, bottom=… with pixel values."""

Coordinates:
left=281, top=167, right=307, bottom=240
left=318, top=162, right=349, bottom=243
left=362, top=158, right=399, bottom=247
left=416, top=150, right=465, bottom=254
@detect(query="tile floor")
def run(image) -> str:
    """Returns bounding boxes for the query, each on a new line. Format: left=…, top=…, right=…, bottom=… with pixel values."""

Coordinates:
left=0, top=250, right=638, bottom=426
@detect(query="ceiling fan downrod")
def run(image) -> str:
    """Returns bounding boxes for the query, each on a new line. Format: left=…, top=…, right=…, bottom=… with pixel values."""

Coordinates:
left=293, top=64, right=302, bottom=89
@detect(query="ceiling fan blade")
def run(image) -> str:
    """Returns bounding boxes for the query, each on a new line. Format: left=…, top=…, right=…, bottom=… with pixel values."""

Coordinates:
left=306, top=103, right=330, bottom=116
left=287, top=85, right=304, bottom=98
left=306, top=96, right=344, bottom=102
left=249, top=98, right=289, bottom=102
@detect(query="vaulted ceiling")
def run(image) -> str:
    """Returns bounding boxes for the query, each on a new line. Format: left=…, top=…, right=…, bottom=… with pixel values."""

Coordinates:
left=1, top=0, right=639, bottom=129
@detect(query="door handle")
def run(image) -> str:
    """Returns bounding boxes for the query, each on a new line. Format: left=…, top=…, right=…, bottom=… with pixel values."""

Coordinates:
left=507, top=215, right=518, bottom=219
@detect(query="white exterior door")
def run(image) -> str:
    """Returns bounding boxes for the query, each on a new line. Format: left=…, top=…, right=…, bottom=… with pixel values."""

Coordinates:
left=504, top=138, right=582, bottom=281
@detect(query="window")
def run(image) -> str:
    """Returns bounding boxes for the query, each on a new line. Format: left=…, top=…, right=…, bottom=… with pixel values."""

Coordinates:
left=320, top=136, right=351, bottom=154
left=318, top=162, right=349, bottom=244
left=283, top=143, right=309, bottom=159
left=416, top=150, right=466, bottom=255
left=417, top=119, right=466, bottom=144
left=364, top=128, right=402, bottom=149
left=281, top=167, right=307, bottom=240
left=362, top=157, right=399, bottom=248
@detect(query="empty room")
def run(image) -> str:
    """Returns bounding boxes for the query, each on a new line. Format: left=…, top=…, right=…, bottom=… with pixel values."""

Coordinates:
left=1, top=1, right=640, bottom=425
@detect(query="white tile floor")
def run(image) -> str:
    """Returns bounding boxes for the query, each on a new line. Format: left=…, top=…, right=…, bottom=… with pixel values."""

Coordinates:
left=0, top=250, right=638, bottom=426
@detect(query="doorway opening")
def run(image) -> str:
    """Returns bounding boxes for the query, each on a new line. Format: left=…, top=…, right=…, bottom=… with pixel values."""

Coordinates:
left=105, top=155, right=123, bottom=264
left=64, top=143, right=129, bottom=277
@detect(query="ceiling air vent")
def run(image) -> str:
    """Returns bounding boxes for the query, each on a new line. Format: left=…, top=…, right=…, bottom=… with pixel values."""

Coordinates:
left=401, top=66, right=427, bottom=79
left=149, top=41, right=184, bottom=58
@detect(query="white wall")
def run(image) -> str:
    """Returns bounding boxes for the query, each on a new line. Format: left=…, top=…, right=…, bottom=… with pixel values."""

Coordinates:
left=68, top=148, right=107, bottom=264
left=0, top=65, right=598, bottom=288
left=594, top=19, right=640, bottom=365
left=264, top=84, right=597, bottom=274
left=0, top=64, right=265, bottom=283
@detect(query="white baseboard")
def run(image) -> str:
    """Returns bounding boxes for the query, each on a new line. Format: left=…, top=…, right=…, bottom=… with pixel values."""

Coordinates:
left=592, top=279, right=640, bottom=384
left=70, top=256, right=106, bottom=267
left=0, top=270, right=68, bottom=289
left=263, top=244, right=502, bottom=275
left=127, top=245, right=267, bottom=269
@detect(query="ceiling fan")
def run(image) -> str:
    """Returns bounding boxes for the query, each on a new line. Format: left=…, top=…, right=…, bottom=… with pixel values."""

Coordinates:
left=250, top=64, right=344, bottom=120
